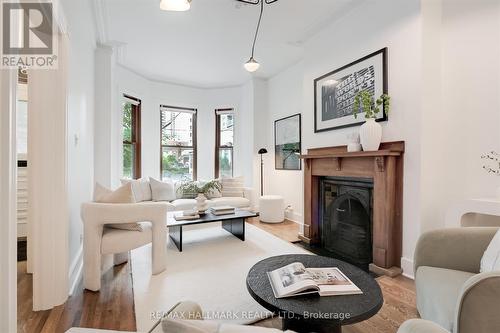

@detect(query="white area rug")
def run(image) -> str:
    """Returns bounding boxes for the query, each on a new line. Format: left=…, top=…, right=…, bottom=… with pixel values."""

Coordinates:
left=131, top=223, right=310, bottom=332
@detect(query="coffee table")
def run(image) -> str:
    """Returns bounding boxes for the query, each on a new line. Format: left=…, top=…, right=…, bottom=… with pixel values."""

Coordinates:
left=166, top=209, right=258, bottom=252
left=246, top=254, right=383, bottom=333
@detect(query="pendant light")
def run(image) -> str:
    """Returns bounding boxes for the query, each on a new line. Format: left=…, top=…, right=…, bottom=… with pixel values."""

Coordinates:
left=244, top=0, right=264, bottom=72
left=160, top=0, right=191, bottom=11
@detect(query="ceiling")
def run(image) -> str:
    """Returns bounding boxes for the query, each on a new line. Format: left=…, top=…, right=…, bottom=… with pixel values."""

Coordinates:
left=97, top=0, right=357, bottom=88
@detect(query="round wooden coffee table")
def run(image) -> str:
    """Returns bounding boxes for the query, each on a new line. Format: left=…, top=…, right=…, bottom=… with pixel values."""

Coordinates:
left=246, top=254, right=383, bottom=333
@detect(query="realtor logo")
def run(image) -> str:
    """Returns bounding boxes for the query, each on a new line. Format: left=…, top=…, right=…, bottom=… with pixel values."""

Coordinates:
left=1, top=0, right=57, bottom=68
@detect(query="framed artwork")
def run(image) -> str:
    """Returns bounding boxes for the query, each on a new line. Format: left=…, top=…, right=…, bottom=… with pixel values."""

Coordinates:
left=274, top=113, right=301, bottom=170
left=314, top=48, right=388, bottom=133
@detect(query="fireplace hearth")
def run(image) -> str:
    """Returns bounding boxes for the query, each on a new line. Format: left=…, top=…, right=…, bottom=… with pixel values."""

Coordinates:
left=320, top=177, right=373, bottom=267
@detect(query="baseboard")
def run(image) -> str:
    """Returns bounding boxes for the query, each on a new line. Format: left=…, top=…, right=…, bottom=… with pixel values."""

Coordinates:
left=285, top=211, right=302, bottom=224
left=401, top=257, right=414, bottom=279
left=68, top=245, right=83, bottom=296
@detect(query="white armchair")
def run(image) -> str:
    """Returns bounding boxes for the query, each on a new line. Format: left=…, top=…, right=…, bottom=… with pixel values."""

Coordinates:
left=81, top=202, right=170, bottom=291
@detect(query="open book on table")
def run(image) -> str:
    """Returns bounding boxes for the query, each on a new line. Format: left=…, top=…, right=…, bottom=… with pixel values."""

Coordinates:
left=267, top=262, right=362, bottom=298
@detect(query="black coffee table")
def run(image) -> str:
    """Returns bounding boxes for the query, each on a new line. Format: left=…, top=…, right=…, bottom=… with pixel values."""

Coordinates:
left=246, top=254, right=383, bottom=333
left=166, top=209, right=258, bottom=251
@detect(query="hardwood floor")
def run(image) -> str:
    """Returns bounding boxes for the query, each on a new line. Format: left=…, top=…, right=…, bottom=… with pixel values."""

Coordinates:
left=17, top=260, right=136, bottom=333
left=247, top=217, right=301, bottom=242
left=18, top=221, right=417, bottom=333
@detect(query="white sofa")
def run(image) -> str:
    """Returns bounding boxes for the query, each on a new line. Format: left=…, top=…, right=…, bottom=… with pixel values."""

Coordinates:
left=165, top=187, right=254, bottom=211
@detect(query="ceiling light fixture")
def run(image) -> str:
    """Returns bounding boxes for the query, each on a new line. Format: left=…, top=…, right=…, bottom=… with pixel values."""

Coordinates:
left=160, top=0, right=191, bottom=11
left=243, top=0, right=271, bottom=73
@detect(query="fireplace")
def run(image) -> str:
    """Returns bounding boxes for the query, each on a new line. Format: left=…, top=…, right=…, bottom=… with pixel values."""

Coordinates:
left=320, top=177, right=373, bottom=267
left=300, top=141, right=404, bottom=275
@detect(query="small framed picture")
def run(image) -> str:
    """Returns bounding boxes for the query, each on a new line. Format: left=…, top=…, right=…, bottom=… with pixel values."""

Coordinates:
left=275, top=114, right=301, bottom=170
left=314, top=48, right=388, bottom=132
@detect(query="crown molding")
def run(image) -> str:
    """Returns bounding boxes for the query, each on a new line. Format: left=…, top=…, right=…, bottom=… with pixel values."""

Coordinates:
left=92, top=0, right=108, bottom=44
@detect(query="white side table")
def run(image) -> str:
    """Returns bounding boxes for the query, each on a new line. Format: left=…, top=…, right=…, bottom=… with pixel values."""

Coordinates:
left=259, top=195, right=285, bottom=223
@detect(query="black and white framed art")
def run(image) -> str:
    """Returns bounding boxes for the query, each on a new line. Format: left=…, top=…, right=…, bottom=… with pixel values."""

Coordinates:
left=314, top=48, right=388, bottom=132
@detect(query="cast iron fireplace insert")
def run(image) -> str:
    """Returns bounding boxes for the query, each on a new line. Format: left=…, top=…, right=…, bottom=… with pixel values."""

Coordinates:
left=319, top=177, right=374, bottom=267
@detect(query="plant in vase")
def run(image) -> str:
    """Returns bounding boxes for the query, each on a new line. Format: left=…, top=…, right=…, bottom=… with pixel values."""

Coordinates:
left=177, top=180, right=222, bottom=214
left=353, top=91, right=390, bottom=151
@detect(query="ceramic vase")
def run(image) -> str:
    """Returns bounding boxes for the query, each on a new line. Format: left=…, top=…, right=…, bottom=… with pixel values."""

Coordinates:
left=196, top=193, right=209, bottom=215
left=360, top=118, right=382, bottom=151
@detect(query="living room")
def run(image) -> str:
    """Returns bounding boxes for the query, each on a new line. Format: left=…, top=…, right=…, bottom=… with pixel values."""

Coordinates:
left=1, top=0, right=500, bottom=332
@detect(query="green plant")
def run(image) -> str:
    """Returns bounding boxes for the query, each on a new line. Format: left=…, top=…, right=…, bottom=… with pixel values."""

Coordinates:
left=177, top=179, right=222, bottom=196
left=353, top=91, right=390, bottom=119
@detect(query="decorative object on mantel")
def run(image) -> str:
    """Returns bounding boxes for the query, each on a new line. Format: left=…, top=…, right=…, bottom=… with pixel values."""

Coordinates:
left=481, top=151, right=500, bottom=199
left=274, top=114, right=301, bottom=170
left=353, top=91, right=391, bottom=151
left=258, top=148, right=268, bottom=196
left=314, top=48, right=387, bottom=132
left=347, top=132, right=362, bottom=152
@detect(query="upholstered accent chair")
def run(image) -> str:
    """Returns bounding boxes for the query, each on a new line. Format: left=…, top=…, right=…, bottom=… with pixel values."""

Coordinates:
left=66, top=301, right=294, bottom=333
left=81, top=202, right=170, bottom=291
left=398, top=227, right=500, bottom=333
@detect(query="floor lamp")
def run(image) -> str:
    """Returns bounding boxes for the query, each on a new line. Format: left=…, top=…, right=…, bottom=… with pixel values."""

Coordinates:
left=258, top=148, right=268, bottom=196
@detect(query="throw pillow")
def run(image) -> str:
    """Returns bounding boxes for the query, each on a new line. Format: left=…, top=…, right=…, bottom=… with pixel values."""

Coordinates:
left=221, top=176, right=244, bottom=198
left=177, top=181, right=198, bottom=199
left=480, top=229, right=500, bottom=272
left=149, top=177, right=176, bottom=202
left=162, top=318, right=292, bottom=333
left=94, top=182, right=135, bottom=203
left=121, top=178, right=152, bottom=202
left=199, top=179, right=222, bottom=199
left=93, top=182, right=143, bottom=232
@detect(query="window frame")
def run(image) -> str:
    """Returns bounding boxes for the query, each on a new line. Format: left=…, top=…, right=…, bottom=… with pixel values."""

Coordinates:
left=214, top=108, right=234, bottom=179
left=160, top=105, right=198, bottom=181
left=122, top=94, right=141, bottom=179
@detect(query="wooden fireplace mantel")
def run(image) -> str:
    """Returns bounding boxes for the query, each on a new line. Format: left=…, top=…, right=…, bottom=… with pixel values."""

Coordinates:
left=300, top=141, right=404, bottom=271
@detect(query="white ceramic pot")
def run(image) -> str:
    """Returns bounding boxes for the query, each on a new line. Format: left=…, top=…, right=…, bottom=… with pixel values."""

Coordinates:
left=196, top=193, right=209, bottom=214
left=360, top=118, right=382, bottom=151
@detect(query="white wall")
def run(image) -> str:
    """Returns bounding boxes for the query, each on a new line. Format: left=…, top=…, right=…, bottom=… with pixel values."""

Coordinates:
left=61, top=0, right=97, bottom=283
left=266, top=61, right=304, bottom=223
left=112, top=66, right=251, bottom=186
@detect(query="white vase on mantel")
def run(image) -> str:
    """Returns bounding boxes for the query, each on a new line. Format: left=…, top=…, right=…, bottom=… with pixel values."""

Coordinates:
left=359, top=118, right=382, bottom=151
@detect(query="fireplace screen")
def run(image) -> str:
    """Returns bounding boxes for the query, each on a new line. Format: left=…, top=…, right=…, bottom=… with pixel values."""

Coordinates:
left=320, top=178, right=373, bottom=266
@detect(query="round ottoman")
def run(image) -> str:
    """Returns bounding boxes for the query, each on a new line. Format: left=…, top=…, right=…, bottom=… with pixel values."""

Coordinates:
left=259, top=195, right=285, bottom=223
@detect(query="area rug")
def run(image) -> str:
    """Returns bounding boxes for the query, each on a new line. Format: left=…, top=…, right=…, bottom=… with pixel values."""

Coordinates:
left=131, top=223, right=311, bottom=332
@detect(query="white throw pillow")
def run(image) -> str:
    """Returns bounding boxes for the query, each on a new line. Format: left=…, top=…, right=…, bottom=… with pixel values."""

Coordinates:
left=121, top=178, right=152, bottom=202
left=480, top=229, right=500, bottom=272
left=149, top=177, right=176, bottom=202
left=221, top=176, right=244, bottom=198
left=93, top=182, right=143, bottom=232
left=162, top=318, right=292, bottom=333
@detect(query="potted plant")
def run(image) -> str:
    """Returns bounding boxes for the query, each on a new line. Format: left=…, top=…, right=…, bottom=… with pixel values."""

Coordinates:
left=177, top=180, right=222, bottom=214
left=353, top=91, right=390, bottom=151
left=481, top=151, right=500, bottom=199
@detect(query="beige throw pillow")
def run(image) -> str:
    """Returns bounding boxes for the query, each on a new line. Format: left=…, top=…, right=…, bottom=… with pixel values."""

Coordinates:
left=93, top=182, right=143, bottom=232
left=162, top=319, right=293, bottom=333
left=221, top=176, right=244, bottom=198
left=121, top=178, right=152, bottom=202
left=149, top=177, right=176, bottom=201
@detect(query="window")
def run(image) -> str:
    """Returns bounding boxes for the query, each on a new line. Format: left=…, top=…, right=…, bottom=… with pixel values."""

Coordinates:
left=161, top=105, right=197, bottom=181
left=215, top=109, right=234, bottom=178
left=122, top=95, right=141, bottom=179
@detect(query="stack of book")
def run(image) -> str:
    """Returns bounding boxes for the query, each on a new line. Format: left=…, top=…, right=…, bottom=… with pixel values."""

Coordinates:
left=173, top=210, right=200, bottom=221
left=210, top=206, right=235, bottom=216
